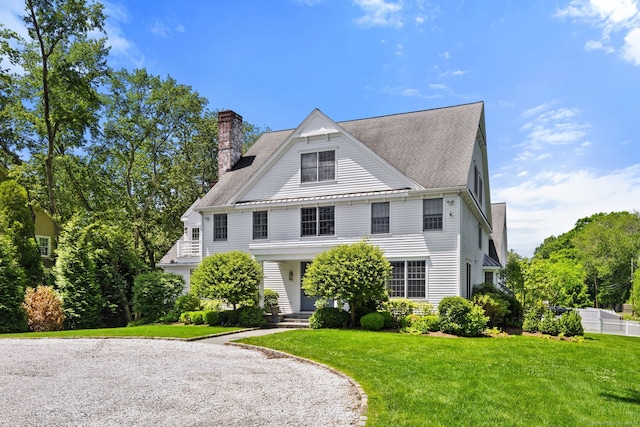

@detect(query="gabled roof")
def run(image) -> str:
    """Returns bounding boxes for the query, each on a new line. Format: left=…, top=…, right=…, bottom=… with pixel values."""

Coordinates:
left=196, top=102, right=484, bottom=209
left=489, top=202, right=507, bottom=265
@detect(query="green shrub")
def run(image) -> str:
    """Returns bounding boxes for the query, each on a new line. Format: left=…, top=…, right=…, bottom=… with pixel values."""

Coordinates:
left=522, top=310, right=541, bottom=333
left=401, top=313, right=421, bottom=329
left=383, top=298, right=418, bottom=326
left=219, top=309, right=240, bottom=326
left=558, top=310, right=584, bottom=337
left=190, top=251, right=262, bottom=310
left=402, top=315, right=440, bottom=335
left=174, top=294, right=201, bottom=314
left=180, top=311, right=192, bottom=324
left=309, top=307, right=351, bottom=329
left=204, top=310, right=220, bottom=326
left=539, top=311, right=559, bottom=336
left=132, top=271, right=185, bottom=322
left=263, top=289, right=279, bottom=311
left=379, top=311, right=393, bottom=328
left=238, top=306, right=267, bottom=327
left=360, top=312, right=385, bottom=331
left=473, top=293, right=509, bottom=327
left=159, top=310, right=179, bottom=323
left=438, top=296, right=488, bottom=337
left=201, top=299, right=223, bottom=311
left=190, top=311, right=205, bottom=325
left=415, top=302, right=435, bottom=315
left=472, top=282, right=522, bottom=327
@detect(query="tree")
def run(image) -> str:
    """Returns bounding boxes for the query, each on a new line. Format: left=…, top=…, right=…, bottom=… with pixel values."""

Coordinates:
left=84, top=221, right=146, bottom=326
left=0, top=179, right=43, bottom=284
left=2, top=0, right=109, bottom=238
left=523, top=252, right=589, bottom=308
left=54, top=216, right=103, bottom=329
left=631, top=267, right=640, bottom=317
left=573, top=212, right=640, bottom=308
left=501, top=250, right=525, bottom=309
left=22, top=285, right=65, bottom=331
left=190, top=251, right=262, bottom=310
left=303, top=240, right=391, bottom=327
left=131, top=271, right=184, bottom=322
left=0, top=235, right=27, bottom=332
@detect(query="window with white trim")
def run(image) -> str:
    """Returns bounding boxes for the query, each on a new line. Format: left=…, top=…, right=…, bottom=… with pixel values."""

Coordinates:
left=37, top=236, right=50, bottom=257
left=301, top=150, right=335, bottom=183
left=253, top=211, right=268, bottom=240
left=214, top=214, right=227, bottom=241
left=301, top=206, right=334, bottom=236
left=191, top=227, right=200, bottom=241
left=423, top=198, right=443, bottom=231
left=388, top=260, right=426, bottom=299
left=371, top=202, right=390, bottom=234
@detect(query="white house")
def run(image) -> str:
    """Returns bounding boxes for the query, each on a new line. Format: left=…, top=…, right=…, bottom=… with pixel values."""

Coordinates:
left=159, top=103, right=508, bottom=313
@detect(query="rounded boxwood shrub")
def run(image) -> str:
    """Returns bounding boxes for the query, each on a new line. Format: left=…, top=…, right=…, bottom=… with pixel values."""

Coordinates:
left=558, top=310, right=584, bottom=337
left=378, top=310, right=393, bottom=329
left=309, top=307, right=351, bottom=329
left=438, top=296, right=488, bottom=337
left=204, top=310, right=220, bottom=326
left=190, top=311, right=205, bottom=325
left=360, top=312, right=385, bottom=331
left=263, top=289, right=279, bottom=311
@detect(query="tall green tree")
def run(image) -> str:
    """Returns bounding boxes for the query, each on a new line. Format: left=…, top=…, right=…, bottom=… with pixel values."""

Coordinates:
left=2, top=0, right=109, bottom=237
left=0, top=179, right=43, bottom=284
left=572, top=212, right=640, bottom=308
left=0, top=235, right=27, bottom=332
left=54, top=215, right=103, bottom=329
left=303, top=240, right=391, bottom=327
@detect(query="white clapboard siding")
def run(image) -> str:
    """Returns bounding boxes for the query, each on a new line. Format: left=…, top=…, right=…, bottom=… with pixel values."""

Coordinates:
left=240, top=134, right=410, bottom=202
left=262, top=261, right=293, bottom=314
left=460, top=199, right=486, bottom=297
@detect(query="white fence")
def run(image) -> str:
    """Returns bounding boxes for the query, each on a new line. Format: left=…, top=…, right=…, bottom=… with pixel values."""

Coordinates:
left=578, top=308, right=640, bottom=337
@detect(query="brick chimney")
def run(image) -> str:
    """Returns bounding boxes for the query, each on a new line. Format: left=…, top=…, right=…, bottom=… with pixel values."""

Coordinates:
left=217, top=110, right=243, bottom=179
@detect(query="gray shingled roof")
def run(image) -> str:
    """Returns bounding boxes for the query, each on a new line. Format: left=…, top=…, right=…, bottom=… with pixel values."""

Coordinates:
left=490, top=202, right=507, bottom=265
left=196, top=102, right=484, bottom=209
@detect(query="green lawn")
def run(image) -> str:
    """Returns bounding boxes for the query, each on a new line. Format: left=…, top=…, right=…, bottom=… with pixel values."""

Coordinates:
left=239, top=330, right=640, bottom=426
left=0, top=324, right=244, bottom=339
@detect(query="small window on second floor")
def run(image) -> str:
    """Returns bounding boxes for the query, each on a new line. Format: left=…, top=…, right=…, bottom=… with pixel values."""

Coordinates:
left=423, top=198, right=443, bottom=231
left=214, top=214, right=227, bottom=241
left=37, top=236, right=50, bottom=257
left=301, top=206, right=334, bottom=236
left=191, top=227, right=200, bottom=241
left=301, top=150, right=335, bottom=183
left=371, top=202, right=390, bottom=234
left=253, top=211, right=268, bottom=240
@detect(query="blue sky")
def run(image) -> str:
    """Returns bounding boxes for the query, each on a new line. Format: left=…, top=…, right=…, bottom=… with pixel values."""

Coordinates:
left=2, top=0, right=640, bottom=256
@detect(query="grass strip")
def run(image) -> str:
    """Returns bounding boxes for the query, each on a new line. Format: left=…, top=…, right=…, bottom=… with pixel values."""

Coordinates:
left=239, top=330, right=640, bottom=426
left=0, top=324, right=244, bottom=339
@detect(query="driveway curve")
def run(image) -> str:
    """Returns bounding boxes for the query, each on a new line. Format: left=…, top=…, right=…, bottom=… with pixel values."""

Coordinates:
left=0, top=338, right=361, bottom=426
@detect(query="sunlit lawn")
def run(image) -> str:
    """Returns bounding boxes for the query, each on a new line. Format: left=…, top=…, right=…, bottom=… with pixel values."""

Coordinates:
left=240, top=330, right=640, bottom=426
left=0, top=324, right=244, bottom=339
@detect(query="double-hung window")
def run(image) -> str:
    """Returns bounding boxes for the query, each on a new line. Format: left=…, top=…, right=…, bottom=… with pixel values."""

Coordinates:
left=389, top=260, right=426, bottom=298
left=37, top=236, right=51, bottom=257
left=371, top=202, right=390, bottom=234
left=301, top=150, right=335, bottom=183
left=253, top=211, right=268, bottom=240
left=423, top=198, right=443, bottom=231
left=214, top=214, right=228, bottom=241
left=191, top=227, right=200, bottom=241
left=301, top=206, right=334, bottom=236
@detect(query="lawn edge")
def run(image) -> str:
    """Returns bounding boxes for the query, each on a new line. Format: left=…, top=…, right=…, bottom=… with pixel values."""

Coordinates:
left=228, top=341, right=368, bottom=427
left=0, top=327, right=254, bottom=341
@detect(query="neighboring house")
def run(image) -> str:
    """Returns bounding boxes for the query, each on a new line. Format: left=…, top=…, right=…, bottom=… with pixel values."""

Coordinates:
left=159, top=103, right=508, bottom=313
left=0, top=163, right=56, bottom=270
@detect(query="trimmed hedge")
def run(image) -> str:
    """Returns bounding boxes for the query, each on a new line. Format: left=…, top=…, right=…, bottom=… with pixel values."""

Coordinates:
left=309, top=307, right=351, bottom=329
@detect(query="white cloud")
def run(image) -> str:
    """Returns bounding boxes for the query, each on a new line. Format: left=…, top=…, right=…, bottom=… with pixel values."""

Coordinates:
left=176, top=24, right=185, bottom=33
left=623, top=27, right=640, bottom=63
left=150, top=21, right=170, bottom=38
left=440, top=51, right=451, bottom=59
left=495, top=164, right=640, bottom=256
left=102, top=3, right=145, bottom=68
left=556, top=0, right=640, bottom=65
left=518, top=104, right=590, bottom=154
left=428, top=83, right=449, bottom=90
left=415, top=15, right=425, bottom=25
left=354, top=0, right=403, bottom=28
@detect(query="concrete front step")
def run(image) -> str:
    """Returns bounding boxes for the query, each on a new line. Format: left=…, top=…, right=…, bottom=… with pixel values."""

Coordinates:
left=267, top=312, right=312, bottom=329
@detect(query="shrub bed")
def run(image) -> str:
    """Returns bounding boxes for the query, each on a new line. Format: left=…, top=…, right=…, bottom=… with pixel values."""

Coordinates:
left=309, top=307, right=351, bottom=329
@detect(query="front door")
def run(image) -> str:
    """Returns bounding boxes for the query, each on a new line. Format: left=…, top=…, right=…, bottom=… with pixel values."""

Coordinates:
left=300, top=261, right=318, bottom=311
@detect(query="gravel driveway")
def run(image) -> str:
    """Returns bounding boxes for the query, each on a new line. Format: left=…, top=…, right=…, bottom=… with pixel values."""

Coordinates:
left=0, top=339, right=361, bottom=426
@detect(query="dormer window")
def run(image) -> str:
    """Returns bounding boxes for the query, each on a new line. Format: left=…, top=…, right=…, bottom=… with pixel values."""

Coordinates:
left=301, top=150, right=335, bottom=183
